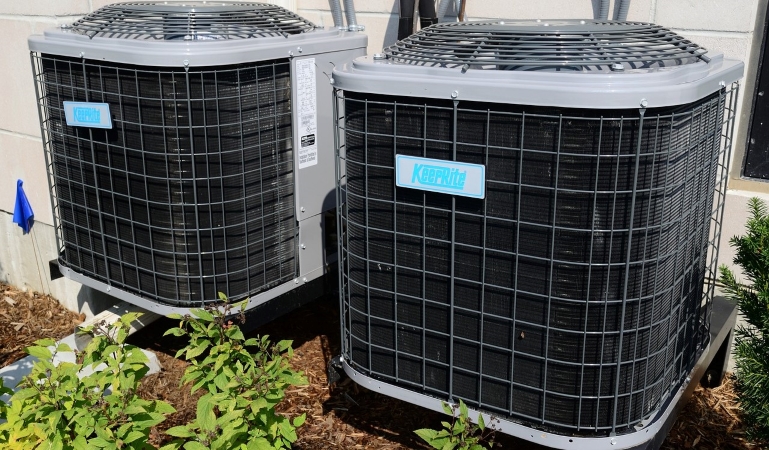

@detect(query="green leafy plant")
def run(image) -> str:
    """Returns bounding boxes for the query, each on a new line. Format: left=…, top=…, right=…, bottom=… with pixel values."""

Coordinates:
left=415, top=399, right=497, bottom=450
left=0, top=312, right=174, bottom=449
left=720, top=197, right=769, bottom=443
left=161, top=293, right=307, bottom=450
left=0, top=377, right=11, bottom=443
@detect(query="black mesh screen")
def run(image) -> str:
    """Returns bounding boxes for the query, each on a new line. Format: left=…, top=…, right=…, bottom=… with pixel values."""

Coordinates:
left=339, top=91, right=728, bottom=434
left=34, top=54, right=297, bottom=306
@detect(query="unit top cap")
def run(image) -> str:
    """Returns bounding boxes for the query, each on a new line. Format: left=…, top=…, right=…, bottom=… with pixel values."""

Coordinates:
left=383, top=20, right=709, bottom=72
left=68, top=1, right=316, bottom=40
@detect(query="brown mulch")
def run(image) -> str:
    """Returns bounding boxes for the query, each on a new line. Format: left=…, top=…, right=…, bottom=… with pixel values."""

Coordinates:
left=0, top=282, right=762, bottom=449
left=0, top=281, right=84, bottom=367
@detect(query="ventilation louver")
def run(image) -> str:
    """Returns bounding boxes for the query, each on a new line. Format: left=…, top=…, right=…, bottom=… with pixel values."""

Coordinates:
left=334, top=20, right=742, bottom=447
left=29, top=2, right=366, bottom=314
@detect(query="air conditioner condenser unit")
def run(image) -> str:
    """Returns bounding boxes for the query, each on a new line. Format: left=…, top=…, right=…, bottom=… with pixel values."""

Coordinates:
left=333, top=20, right=742, bottom=449
left=29, top=2, right=366, bottom=315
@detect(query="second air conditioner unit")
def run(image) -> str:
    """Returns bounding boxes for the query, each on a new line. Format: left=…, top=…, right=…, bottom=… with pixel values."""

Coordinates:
left=334, top=20, right=741, bottom=449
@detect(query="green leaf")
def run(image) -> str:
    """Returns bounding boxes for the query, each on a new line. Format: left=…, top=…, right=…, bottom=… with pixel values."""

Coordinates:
left=166, top=426, right=196, bottom=438
left=415, top=428, right=439, bottom=443
left=245, top=437, right=274, bottom=450
left=55, top=342, right=73, bottom=353
left=88, top=436, right=112, bottom=448
left=292, top=413, right=306, bottom=428
left=123, top=430, right=146, bottom=444
left=120, top=312, right=143, bottom=327
left=225, top=327, right=245, bottom=341
left=26, top=345, right=53, bottom=360
left=35, top=338, right=56, bottom=347
left=191, top=309, right=215, bottom=322
left=441, top=402, right=453, bottom=415
left=183, top=442, right=209, bottom=450
left=218, top=292, right=228, bottom=302
left=477, top=413, right=485, bottom=431
left=196, top=394, right=217, bottom=431
left=164, top=327, right=187, bottom=337
left=153, top=400, right=177, bottom=415
left=458, top=399, right=468, bottom=418
left=186, top=341, right=210, bottom=360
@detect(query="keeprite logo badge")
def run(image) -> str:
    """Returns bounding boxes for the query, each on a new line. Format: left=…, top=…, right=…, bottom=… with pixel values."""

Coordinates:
left=63, top=101, right=113, bottom=129
left=411, top=164, right=467, bottom=191
left=396, top=155, right=485, bottom=199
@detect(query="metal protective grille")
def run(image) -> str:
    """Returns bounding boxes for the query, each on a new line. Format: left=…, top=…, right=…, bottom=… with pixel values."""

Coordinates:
left=383, top=21, right=708, bottom=71
left=337, top=85, right=738, bottom=434
left=33, top=53, right=297, bottom=307
left=70, top=2, right=315, bottom=40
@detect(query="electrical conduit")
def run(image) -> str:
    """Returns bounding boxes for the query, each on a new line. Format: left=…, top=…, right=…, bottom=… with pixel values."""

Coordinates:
left=329, top=0, right=344, bottom=29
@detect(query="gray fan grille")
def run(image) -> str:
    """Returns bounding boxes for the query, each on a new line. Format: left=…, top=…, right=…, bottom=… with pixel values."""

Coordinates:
left=383, top=21, right=709, bottom=71
left=70, top=2, right=315, bottom=40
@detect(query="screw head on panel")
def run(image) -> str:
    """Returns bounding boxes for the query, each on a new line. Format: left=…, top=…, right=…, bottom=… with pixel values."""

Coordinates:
left=300, top=206, right=305, bottom=212
left=640, top=98, right=648, bottom=108
left=373, top=53, right=386, bottom=60
left=183, top=59, right=189, bottom=67
left=301, top=243, right=306, bottom=249
left=302, top=277, right=307, bottom=283
left=297, top=47, right=303, bottom=53
left=79, top=52, right=85, bottom=58
left=451, top=90, right=459, bottom=98
left=288, top=51, right=294, bottom=57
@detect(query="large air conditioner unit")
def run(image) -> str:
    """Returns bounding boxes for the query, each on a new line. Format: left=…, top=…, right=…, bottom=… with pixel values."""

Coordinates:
left=29, top=2, right=366, bottom=315
left=334, top=21, right=742, bottom=448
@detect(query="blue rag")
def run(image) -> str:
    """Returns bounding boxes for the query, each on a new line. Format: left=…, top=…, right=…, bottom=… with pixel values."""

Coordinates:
left=12, top=179, right=34, bottom=234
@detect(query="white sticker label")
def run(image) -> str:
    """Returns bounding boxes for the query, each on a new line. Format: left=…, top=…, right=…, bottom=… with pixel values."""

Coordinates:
left=296, top=58, right=318, bottom=169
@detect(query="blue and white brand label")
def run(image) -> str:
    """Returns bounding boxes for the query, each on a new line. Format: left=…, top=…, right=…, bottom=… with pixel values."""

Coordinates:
left=395, top=155, right=485, bottom=199
left=62, top=102, right=113, bottom=129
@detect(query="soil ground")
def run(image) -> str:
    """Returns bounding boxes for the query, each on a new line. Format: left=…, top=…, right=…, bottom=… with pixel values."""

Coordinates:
left=0, top=282, right=759, bottom=449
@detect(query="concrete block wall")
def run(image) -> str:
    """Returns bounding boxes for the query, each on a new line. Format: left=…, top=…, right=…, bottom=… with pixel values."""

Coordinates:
left=0, top=0, right=766, bottom=316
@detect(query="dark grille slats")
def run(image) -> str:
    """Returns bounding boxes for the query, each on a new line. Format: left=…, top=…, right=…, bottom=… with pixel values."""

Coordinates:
left=34, top=54, right=297, bottom=306
left=338, top=91, right=728, bottom=434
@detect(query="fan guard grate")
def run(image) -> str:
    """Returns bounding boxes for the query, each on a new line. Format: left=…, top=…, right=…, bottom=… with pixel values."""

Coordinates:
left=70, top=2, right=316, bottom=40
left=383, top=21, right=709, bottom=71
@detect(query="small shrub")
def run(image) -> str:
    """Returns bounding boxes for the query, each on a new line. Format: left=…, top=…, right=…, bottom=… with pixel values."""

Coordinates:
left=0, top=377, right=11, bottom=443
left=0, top=312, right=174, bottom=449
left=720, top=197, right=769, bottom=443
left=161, top=294, right=307, bottom=450
left=415, top=399, right=497, bottom=450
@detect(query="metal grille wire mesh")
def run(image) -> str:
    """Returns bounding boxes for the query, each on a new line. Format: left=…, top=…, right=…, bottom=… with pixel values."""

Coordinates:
left=33, top=53, right=297, bottom=307
left=69, top=2, right=315, bottom=40
left=336, top=85, right=738, bottom=434
left=383, top=21, right=709, bottom=71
